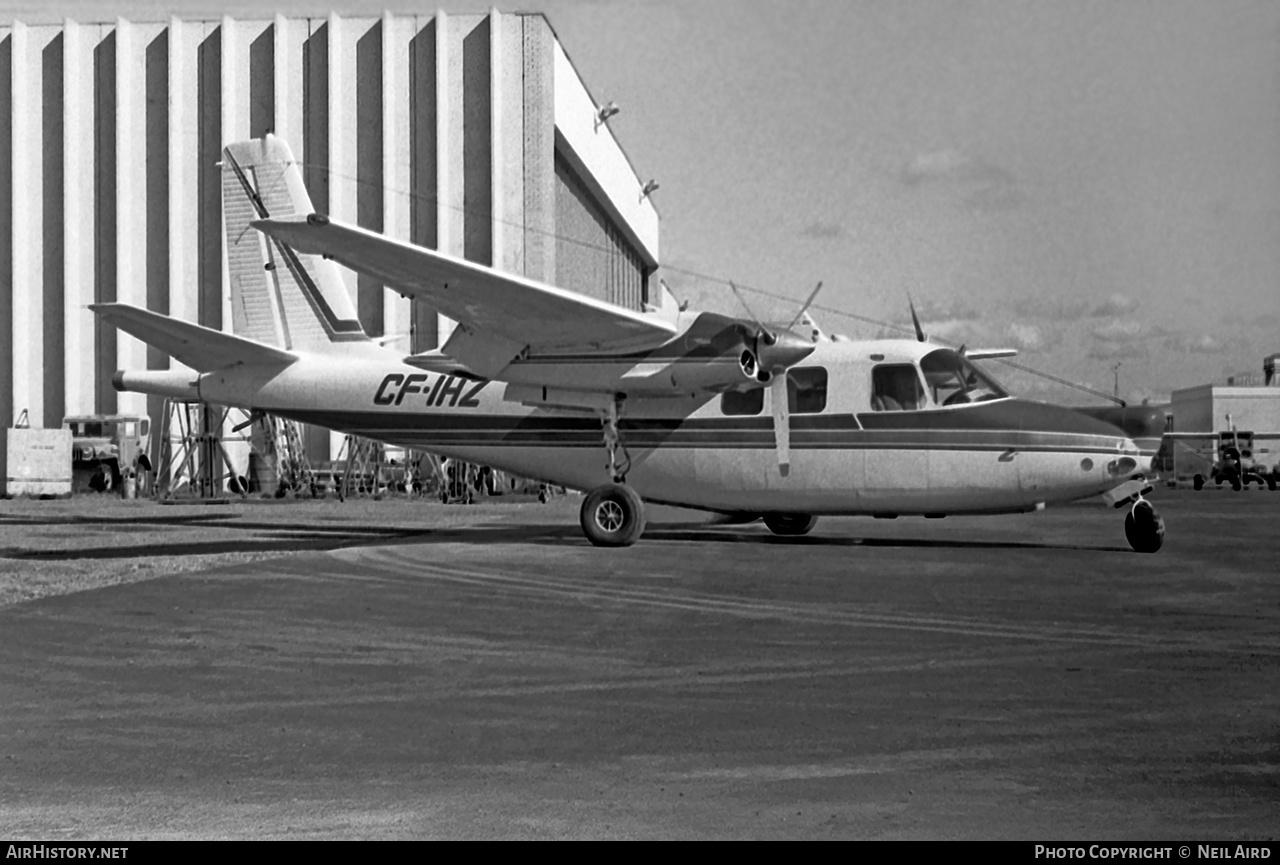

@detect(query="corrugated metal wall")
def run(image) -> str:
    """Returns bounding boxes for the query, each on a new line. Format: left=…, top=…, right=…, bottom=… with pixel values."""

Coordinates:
left=555, top=150, right=648, bottom=311
left=0, top=10, right=660, bottom=459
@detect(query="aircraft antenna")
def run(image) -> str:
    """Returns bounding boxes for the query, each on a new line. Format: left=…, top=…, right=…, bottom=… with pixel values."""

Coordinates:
left=908, top=297, right=926, bottom=342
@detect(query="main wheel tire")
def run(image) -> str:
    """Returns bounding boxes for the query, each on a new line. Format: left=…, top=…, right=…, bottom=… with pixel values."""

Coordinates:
left=1192, top=474, right=1204, bottom=491
left=580, top=483, right=646, bottom=547
left=1124, top=501, right=1165, bottom=554
left=763, top=513, right=819, bottom=537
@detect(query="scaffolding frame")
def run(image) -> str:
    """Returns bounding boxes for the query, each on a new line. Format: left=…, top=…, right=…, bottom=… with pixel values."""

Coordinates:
left=152, top=401, right=248, bottom=500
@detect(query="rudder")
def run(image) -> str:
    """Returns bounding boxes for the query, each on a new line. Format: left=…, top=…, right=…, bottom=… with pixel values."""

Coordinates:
left=222, top=135, right=367, bottom=350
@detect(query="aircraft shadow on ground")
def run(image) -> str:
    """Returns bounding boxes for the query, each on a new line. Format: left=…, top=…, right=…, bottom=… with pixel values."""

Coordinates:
left=0, top=531, right=423, bottom=561
left=590, top=525, right=1130, bottom=553
left=0, top=512, right=232, bottom=528
left=0, top=514, right=440, bottom=561
left=0, top=521, right=570, bottom=560
left=0, top=512, right=437, bottom=535
left=0, top=518, right=1131, bottom=560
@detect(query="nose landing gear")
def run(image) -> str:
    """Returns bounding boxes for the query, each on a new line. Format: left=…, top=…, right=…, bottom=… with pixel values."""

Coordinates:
left=1123, top=498, right=1165, bottom=554
left=1104, top=477, right=1164, bottom=553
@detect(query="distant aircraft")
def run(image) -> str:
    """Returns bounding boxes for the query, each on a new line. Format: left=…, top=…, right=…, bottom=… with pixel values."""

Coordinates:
left=92, top=135, right=1165, bottom=552
left=1163, top=430, right=1279, bottom=491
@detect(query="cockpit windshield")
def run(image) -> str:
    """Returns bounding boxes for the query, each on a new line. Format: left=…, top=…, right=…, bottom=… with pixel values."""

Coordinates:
left=919, top=348, right=1009, bottom=406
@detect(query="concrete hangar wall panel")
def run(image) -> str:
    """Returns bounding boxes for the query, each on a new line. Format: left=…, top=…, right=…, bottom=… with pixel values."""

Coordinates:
left=0, top=11, right=661, bottom=451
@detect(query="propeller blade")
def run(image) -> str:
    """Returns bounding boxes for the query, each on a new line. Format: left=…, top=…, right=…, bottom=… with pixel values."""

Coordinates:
left=729, top=281, right=759, bottom=324
left=786, top=281, right=825, bottom=332
left=730, top=282, right=776, bottom=345
left=771, top=374, right=791, bottom=477
left=908, top=297, right=926, bottom=342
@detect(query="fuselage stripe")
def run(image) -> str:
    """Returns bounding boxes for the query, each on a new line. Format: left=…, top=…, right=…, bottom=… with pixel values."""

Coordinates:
left=269, top=408, right=1131, bottom=455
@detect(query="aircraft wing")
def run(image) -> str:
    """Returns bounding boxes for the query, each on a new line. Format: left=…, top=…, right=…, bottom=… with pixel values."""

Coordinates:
left=251, top=215, right=679, bottom=376
left=1163, top=432, right=1280, bottom=438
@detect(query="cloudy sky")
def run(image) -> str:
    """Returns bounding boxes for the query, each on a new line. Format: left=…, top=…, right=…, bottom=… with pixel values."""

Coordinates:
left=13, top=0, right=1280, bottom=403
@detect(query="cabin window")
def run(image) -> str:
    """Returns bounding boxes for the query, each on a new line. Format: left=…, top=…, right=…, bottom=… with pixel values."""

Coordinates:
left=871, top=364, right=926, bottom=411
left=721, top=388, right=764, bottom=416
left=787, top=367, right=828, bottom=414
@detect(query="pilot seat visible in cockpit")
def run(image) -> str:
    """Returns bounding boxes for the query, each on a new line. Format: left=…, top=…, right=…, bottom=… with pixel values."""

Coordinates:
left=871, top=364, right=926, bottom=411
left=871, top=349, right=1009, bottom=412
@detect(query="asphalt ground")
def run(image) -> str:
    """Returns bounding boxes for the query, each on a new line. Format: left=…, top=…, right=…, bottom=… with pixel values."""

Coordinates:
left=0, top=488, right=1276, bottom=840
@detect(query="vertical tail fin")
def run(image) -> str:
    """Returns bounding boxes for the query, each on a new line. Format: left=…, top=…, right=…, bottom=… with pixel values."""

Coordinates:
left=222, top=135, right=368, bottom=350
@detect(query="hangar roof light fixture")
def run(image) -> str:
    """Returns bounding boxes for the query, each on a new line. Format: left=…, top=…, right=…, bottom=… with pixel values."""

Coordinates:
left=595, top=101, right=620, bottom=129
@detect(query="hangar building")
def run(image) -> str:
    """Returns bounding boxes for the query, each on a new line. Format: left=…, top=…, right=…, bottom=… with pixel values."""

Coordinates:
left=0, top=10, right=660, bottom=461
left=1168, top=354, right=1280, bottom=434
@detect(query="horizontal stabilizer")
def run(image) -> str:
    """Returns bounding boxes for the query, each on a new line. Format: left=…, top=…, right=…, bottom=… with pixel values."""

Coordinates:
left=90, top=303, right=297, bottom=372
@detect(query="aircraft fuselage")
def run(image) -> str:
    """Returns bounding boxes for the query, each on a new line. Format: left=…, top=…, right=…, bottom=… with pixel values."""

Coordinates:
left=183, top=339, right=1146, bottom=517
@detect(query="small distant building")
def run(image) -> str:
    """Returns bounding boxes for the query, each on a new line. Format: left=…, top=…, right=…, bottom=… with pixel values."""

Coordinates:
left=1167, top=384, right=1280, bottom=434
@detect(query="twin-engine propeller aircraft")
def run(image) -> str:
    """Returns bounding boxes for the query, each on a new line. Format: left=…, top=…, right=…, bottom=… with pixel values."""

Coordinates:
left=94, top=135, right=1165, bottom=552
left=1163, top=429, right=1280, bottom=491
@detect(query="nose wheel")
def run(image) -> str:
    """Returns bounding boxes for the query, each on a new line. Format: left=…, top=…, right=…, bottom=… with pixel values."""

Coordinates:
left=1104, top=477, right=1164, bottom=553
left=1124, top=498, right=1164, bottom=554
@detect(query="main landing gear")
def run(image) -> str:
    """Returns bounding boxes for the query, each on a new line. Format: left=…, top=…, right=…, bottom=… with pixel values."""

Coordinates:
left=1103, top=477, right=1165, bottom=554
left=580, top=483, right=646, bottom=547
left=762, top=513, right=819, bottom=536
left=580, top=398, right=646, bottom=548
